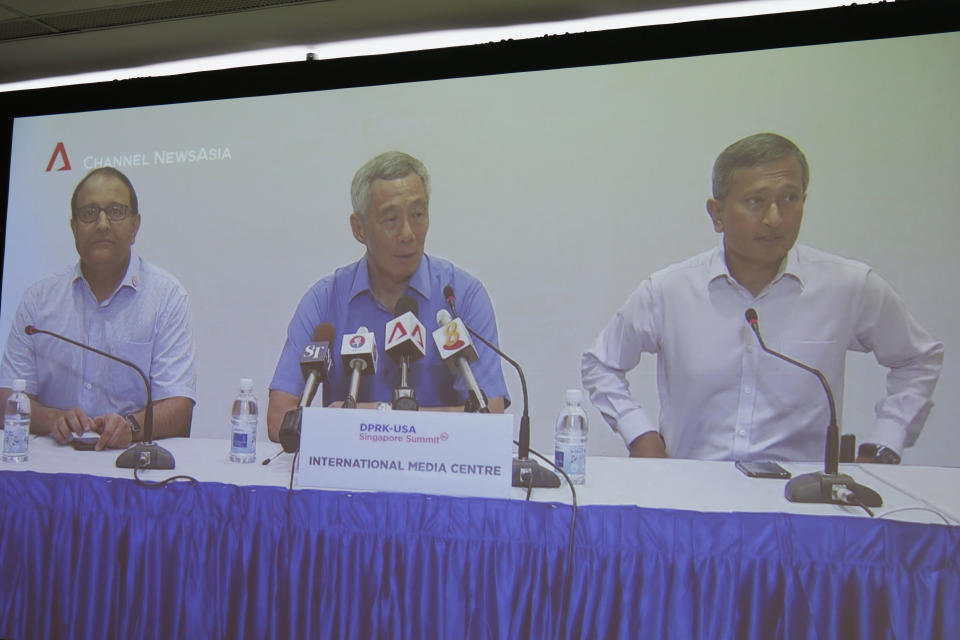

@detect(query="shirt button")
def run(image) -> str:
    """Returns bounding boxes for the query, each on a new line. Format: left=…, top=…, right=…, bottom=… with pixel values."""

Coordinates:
left=744, top=387, right=753, bottom=395
left=738, top=430, right=746, bottom=436
left=85, top=383, right=92, bottom=390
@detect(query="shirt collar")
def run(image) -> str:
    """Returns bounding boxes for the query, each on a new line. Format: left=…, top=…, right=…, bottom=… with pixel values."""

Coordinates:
left=349, top=253, right=431, bottom=304
left=72, top=252, right=141, bottom=300
left=707, top=241, right=804, bottom=291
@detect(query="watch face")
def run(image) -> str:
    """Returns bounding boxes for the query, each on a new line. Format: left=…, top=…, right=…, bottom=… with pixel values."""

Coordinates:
left=876, top=447, right=901, bottom=464
left=861, top=444, right=900, bottom=464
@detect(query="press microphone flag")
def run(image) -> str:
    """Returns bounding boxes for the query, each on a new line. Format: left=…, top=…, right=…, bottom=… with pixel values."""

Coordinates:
left=432, top=309, right=478, bottom=368
left=279, top=323, right=335, bottom=453
left=385, top=303, right=426, bottom=361
left=433, top=309, right=488, bottom=413
left=340, top=326, right=377, bottom=408
left=298, top=323, right=334, bottom=408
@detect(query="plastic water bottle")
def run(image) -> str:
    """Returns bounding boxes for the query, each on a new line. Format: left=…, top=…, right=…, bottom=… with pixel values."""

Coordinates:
left=3, top=379, right=30, bottom=463
left=554, top=389, right=588, bottom=484
left=229, top=378, right=258, bottom=463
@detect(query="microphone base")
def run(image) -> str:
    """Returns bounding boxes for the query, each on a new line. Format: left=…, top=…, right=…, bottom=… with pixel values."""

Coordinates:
left=512, top=457, right=561, bottom=488
left=785, top=471, right=882, bottom=507
left=115, top=442, right=176, bottom=470
left=392, top=388, right=419, bottom=411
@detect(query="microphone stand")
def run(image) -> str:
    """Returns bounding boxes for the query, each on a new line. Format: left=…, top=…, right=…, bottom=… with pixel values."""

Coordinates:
left=745, top=311, right=880, bottom=507
left=445, top=294, right=560, bottom=488
left=25, top=326, right=174, bottom=470
left=391, top=355, right=419, bottom=410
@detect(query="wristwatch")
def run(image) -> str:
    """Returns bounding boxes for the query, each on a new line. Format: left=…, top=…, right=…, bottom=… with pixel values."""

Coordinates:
left=124, top=413, right=142, bottom=441
left=858, top=443, right=901, bottom=464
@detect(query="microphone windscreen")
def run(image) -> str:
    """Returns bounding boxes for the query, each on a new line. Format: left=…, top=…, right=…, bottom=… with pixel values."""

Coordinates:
left=443, top=285, right=454, bottom=301
left=745, top=308, right=758, bottom=324
left=24, top=325, right=35, bottom=335
left=395, top=295, right=419, bottom=317
left=313, top=322, right=335, bottom=343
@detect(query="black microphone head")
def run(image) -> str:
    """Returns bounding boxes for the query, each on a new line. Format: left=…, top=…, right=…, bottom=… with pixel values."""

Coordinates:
left=745, top=308, right=758, bottom=325
left=443, top=285, right=454, bottom=302
left=313, top=322, right=335, bottom=343
left=24, top=325, right=36, bottom=335
left=394, top=294, right=419, bottom=317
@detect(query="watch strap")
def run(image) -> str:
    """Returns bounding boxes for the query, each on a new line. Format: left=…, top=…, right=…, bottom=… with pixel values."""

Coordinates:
left=124, top=413, right=142, bottom=441
left=858, top=443, right=901, bottom=464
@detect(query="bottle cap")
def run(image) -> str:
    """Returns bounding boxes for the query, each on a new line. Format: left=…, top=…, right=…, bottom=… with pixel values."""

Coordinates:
left=240, top=378, right=253, bottom=391
left=565, top=388, right=582, bottom=405
left=12, top=379, right=26, bottom=392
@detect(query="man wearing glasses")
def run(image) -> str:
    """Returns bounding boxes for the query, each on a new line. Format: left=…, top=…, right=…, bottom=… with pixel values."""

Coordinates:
left=0, top=167, right=197, bottom=450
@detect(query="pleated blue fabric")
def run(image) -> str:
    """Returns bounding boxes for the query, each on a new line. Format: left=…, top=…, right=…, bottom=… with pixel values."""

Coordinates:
left=0, top=470, right=956, bottom=639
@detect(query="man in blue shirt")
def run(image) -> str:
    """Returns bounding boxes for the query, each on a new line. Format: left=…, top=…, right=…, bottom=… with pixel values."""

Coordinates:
left=267, top=151, right=509, bottom=442
left=0, top=167, right=197, bottom=450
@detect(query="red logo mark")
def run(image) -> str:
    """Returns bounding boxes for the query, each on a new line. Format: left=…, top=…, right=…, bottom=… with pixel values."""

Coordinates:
left=388, top=321, right=407, bottom=344
left=45, top=142, right=71, bottom=172
left=349, top=335, right=366, bottom=348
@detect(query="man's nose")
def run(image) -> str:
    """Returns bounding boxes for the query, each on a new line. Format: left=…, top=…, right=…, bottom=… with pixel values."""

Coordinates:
left=397, top=216, right=415, bottom=242
left=95, top=210, right=111, bottom=230
left=762, top=202, right=782, bottom=227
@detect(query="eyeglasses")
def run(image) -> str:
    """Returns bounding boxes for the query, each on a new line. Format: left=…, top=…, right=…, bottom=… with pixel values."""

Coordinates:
left=73, top=203, right=133, bottom=224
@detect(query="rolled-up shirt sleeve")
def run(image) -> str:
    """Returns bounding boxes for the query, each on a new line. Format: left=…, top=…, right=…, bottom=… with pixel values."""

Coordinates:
left=581, top=279, right=660, bottom=449
left=149, top=285, right=198, bottom=404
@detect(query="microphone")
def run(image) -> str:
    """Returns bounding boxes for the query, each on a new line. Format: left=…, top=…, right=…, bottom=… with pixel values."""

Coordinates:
left=23, top=324, right=174, bottom=470
left=443, top=286, right=560, bottom=488
left=433, top=309, right=488, bottom=413
left=744, top=309, right=881, bottom=507
left=385, top=295, right=426, bottom=410
left=340, top=326, right=378, bottom=408
left=279, top=323, right=335, bottom=453
left=299, top=323, right=334, bottom=408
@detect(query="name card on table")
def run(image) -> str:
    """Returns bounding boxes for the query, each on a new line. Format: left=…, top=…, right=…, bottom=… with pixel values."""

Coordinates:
left=297, top=407, right=513, bottom=498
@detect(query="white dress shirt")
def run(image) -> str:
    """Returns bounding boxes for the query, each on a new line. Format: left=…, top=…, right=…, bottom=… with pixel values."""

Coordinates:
left=581, top=244, right=943, bottom=461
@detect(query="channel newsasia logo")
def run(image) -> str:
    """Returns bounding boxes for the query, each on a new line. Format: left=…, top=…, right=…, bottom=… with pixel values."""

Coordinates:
left=45, top=142, right=71, bottom=172
left=45, top=142, right=233, bottom=172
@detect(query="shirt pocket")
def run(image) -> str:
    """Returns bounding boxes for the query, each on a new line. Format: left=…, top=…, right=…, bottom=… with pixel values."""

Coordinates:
left=767, top=339, right=843, bottom=411
left=103, top=340, right=153, bottom=413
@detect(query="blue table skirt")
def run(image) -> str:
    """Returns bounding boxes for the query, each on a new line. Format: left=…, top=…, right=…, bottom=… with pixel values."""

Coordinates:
left=1, top=470, right=957, bottom=639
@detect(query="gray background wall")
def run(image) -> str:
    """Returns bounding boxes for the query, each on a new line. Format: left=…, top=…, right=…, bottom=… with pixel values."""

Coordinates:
left=3, top=31, right=958, bottom=465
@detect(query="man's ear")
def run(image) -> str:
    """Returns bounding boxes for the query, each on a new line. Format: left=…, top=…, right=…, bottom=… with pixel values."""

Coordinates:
left=349, top=212, right=365, bottom=244
left=130, top=213, right=141, bottom=244
left=706, top=198, right=724, bottom=233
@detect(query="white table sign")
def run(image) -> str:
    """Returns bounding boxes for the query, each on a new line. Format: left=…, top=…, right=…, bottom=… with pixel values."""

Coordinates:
left=296, top=407, right=513, bottom=498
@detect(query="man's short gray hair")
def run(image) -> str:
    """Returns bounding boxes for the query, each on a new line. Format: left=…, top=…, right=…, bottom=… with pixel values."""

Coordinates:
left=712, top=133, right=809, bottom=200
left=351, top=151, right=431, bottom=219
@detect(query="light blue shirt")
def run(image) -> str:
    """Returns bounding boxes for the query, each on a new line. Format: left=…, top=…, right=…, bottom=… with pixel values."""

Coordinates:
left=270, top=254, right=509, bottom=408
left=581, top=244, right=943, bottom=460
left=0, top=254, right=197, bottom=416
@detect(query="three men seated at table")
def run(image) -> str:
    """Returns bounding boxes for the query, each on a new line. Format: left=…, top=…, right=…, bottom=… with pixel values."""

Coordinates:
left=0, top=167, right=197, bottom=450
left=0, top=137, right=944, bottom=466
left=581, top=133, right=943, bottom=465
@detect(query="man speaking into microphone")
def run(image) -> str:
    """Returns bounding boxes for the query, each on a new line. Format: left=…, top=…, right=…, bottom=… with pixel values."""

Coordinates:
left=581, top=133, right=943, bottom=464
left=267, top=151, right=508, bottom=442
left=0, top=167, right=197, bottom=449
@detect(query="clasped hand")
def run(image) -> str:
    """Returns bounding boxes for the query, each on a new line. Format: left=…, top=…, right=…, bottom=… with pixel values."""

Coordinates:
left=50, top=407, right=132, bottom=451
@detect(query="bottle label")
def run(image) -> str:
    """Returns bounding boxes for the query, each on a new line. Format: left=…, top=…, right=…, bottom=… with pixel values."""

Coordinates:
left=3, top=417, right=29, bottom=456
left=231, top=417, right=256, bottom=454
left=555, top=443, right=586, bottom=476
left=231, top=431, right=251, bottom=452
